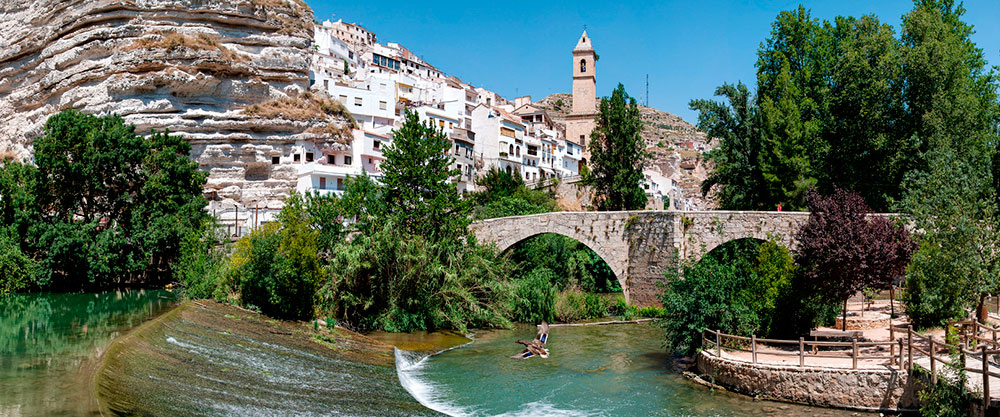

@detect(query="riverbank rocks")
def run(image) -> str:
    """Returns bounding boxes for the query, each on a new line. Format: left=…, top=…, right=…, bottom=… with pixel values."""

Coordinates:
left=0, top=0, right=354, bottom=210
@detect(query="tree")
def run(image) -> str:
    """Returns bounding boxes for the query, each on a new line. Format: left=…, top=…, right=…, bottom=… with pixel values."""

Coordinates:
left=822, top=15, right=908, bottom=211
left=471, top=166, right=558, bottom=219
left=795, top=188, right=915, bottom=330
left=898, top=0, right=1000, bottom=326
left=2, top=110, right=210, bottom=290
left=755, top=6, right=832, bottom=210
left=660, top=239, right=796, bottom=355
left=903, top=146, right=999, bottom=325
left=583, top=83, right=650, bottom=211
left=690, top=82, right=770, bottom=210
left=229, top=195, right=323, bottom=320
left=379, top=109, right=467, bottom=239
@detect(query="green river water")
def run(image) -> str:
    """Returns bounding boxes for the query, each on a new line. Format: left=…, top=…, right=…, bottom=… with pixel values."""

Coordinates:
left=1, top=292, right=867, bottom=416
left=0, top=290, right=178, bottom=416
left=394, top=323, right=863, bottom=417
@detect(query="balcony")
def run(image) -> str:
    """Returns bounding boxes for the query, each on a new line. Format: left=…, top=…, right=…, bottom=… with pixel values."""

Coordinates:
left=298, top=162, right=359, bottom=177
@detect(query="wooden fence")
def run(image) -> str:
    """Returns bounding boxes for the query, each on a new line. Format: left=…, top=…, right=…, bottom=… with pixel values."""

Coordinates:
left=703, top=321, right=1000, bottom=409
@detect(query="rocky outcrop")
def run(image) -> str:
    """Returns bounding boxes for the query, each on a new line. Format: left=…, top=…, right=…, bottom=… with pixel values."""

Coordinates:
left=0, top=0, right=354, bottom=210
left=534, top=93, right=716, bottom=209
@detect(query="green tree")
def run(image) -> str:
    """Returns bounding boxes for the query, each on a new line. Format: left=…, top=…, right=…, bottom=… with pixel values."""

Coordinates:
left=20, top=111, right=210, bottom=289
left=822, top=15, right=908, bottom=211
left=755, top=6, right=832, bottom=209
left=903, top=147, right=999, bottom=326
left=380, top=109, right=467, bottom=239
left=230, top=194, right=323, bottom=320
left=899, top=0, right=1000, bottom=326
left=660, top=239, right=795, bottom=355
left=690, top=83, right=770, bottom=210
left=584, top=83, right=650, bottom=211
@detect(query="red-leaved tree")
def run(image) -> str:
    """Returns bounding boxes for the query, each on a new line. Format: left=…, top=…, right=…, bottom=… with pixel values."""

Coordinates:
left=795, top=188, right=915, bottom=330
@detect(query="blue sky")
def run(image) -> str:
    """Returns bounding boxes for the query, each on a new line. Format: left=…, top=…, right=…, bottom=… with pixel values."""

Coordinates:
left=306, top=0, right=1000, bottom=124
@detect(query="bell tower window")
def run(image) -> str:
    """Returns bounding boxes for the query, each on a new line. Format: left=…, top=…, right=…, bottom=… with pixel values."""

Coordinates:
left=580, top=59, right=587, bottom=73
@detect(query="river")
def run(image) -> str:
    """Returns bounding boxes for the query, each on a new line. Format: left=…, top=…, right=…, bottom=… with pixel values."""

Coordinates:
left=0, top=289, right=178, bottom=416
left=393, top=323, right=864, bottom=417
left=1, top=292, right=867, bottom=416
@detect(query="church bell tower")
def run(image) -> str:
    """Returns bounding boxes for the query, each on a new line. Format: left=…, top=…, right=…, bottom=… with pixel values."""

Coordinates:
left=566, top=30, right=596, bottom=155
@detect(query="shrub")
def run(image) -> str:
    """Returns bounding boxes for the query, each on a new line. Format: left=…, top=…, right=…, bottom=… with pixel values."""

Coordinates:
left=509, top=269, right=556, bottom=324
left=228, top=197, right=323, bottom=320
left=175, top=220, right=229, bottom=300
left=323, top=226, right=513, bottom=332
left=0, top=228, right=35, bottom=295
left=554, top=289, right=586, bottom=322
left=660, top=239, right=796, bottom=355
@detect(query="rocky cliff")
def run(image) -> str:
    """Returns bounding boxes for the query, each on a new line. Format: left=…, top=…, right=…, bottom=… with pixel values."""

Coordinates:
left=534, top=93, right=716, bottom=209
left=0, top=0, right=354, bottom=211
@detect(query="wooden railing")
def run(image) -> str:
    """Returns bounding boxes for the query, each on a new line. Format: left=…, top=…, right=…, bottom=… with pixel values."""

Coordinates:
left=702, top=329, right=902, bottom=370
left=703, top=323, right=1000, bottom=409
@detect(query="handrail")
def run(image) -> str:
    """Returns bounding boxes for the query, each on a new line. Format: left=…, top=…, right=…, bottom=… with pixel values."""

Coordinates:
left=703, top=321, right=1000, bottom=409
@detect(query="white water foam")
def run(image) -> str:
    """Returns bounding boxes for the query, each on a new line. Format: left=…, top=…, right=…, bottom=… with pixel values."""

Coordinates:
left=395, top=347, right=472, bottom=417
left=394, top=347, right=598, bottom=417
left=495, top=400, right=598, bottom=417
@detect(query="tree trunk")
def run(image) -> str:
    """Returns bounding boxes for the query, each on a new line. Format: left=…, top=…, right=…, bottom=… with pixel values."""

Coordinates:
left=843, top=298, right=848, bottom=331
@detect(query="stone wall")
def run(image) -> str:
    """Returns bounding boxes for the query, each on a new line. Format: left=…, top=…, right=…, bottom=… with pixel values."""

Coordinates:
left=0, top=0, right=353, bottom=211
left=697, top=351, right=918, bottom=412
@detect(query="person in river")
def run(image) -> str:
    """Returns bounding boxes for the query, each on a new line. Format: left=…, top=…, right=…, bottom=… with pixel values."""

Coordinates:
left=511, top=321, right=549, bottom=359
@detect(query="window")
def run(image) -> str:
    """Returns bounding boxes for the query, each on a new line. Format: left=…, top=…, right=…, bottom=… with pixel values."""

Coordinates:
left=328, top=155, right=335, bottom=164
left=373, top=141, right=380, bottom=150
left=323, top=79, right=329, bottom=90
left=516, top=146, right=520, bottom=157
left=355, top=97, right=362, bottom=106
left=337, top=178, right=344, bottom=190
left=580, top=59, right=587, bottom=73
left=319, top=177, right=326, bottom=189
left=379, top=100, right=387, bottom=110
left=509, top=144, right=514, bottom=155
left=344, top=155, right=352, bottom=165
left=339, top=95, right=347, bottom=104
left=500, top=127, right=516, bottom=137
left=368, top=158, right=373, bottom=164
left=271, top=156, right=280, bottom=165
left=294, top=154, right=301, bottom=162
left=306, top=152, right=314, bottom=162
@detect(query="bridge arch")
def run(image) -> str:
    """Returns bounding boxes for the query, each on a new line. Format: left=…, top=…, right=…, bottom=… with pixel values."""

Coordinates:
left=469, top=211, right=634, bottom=301
left=497, top=231, right=625, bottom=293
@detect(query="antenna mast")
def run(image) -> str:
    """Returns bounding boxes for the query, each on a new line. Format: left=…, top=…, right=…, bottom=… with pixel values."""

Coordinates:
left=645, top=74, right=649, bottom=107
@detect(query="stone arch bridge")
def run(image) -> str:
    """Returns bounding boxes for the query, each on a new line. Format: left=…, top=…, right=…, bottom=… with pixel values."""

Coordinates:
left=469, top=211, right=813, bottom=306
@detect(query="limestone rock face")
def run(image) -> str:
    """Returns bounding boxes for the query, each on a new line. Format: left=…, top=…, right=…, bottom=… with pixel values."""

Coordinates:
left=534, top=93, right=716, bottom=209
left=0, top=0, right=353, bottom=210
